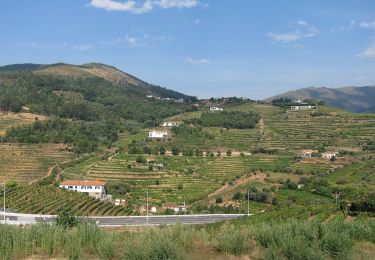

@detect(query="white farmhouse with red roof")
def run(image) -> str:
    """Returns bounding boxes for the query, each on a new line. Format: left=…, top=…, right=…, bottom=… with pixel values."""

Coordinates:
left=59, top=180, right=106, bottom=199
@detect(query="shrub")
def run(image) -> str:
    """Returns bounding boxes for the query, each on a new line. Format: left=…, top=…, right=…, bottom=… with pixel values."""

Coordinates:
left=216, top=197, right=223, bottom=204
left=321, top=230, right=354, bottom=258
left=148, top=236, right=184, bottom=260
left=217, top=225, right=250, bottom=255
left=136, top=155, right=147, bottom=164
left=55, top=211, right=79, bottom=228
left=98, top=234, right=115, bottom=260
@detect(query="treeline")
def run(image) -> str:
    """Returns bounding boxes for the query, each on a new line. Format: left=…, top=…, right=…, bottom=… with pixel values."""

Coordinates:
left=5, top=118, right=119, bottom=153
left=191, top=111, right=260, bottom=129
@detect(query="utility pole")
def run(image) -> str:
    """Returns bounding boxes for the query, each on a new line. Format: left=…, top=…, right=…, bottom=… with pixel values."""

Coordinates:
left=247, top=189, right=250, bottom=216
left=2, top=181, right=5, bottom=222
left=146, top=188, right=149, bottom=226
left=333, top=192, right=340, bottom=206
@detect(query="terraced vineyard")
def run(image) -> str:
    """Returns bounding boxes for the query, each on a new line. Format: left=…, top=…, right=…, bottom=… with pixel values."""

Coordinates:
left=63, top=154, right=294, bottom=205
left=1, top=185, right=127, bottom=216
left=0, top=143, right=75, bottom=184
left=225, top=104, right=375, bottom=152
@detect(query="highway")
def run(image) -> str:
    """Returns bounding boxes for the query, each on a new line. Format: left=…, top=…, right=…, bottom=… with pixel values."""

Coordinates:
left=0, top=212, right=247, bottom=226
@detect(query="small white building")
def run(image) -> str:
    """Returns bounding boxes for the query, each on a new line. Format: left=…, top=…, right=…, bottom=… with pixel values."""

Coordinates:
left=140, top=206, right=158, bottom=213
left=59, top=180, right=106, bottom=199
left=114, top=199, right=127, bottom=207
left=162, top=202, right=187, bottom=213
left=209, top=106, right=223, bottom=112
left=148, top=131, right=169, bottom=139
left=161, top=121, right=182, bottom=127
left=322, top=151, right=338, bottom=159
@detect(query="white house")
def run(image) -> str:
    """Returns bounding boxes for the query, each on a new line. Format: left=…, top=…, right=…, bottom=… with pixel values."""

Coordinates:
left=209, top=106, right=223, bottom=112
left=162, top=202, right=187, bottom=213
left=148, top=131, right=169, bottom=139
left=59, top=180, right=106, bottom=199
left=322, top=151, right=338, bottom=159
left=161, top=121, right=182, bottom=127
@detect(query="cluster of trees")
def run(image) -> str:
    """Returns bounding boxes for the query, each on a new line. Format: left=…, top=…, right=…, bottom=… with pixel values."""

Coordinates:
left=5, top=117, right=118, bottom=153
left=349, top=200, right=375, bottom=213
left=363, top=140, right=375, bottom=151
left=0, top=71, right=195, bottom=152
left=252, top=148, right=278, bottom=154
left=191, top=111, right=259, bottom=129
left=230, top=186, right=276, bottom=205
left=171, top=125, right=213, bottom=142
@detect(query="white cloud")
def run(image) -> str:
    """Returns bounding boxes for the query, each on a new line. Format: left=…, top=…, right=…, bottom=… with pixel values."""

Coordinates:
left=360, top=20, right=375, bottom=29
left=358, top=40, right=375, bottom=58
left=74, top=44, right=94, bottom=51
left=89, top=0, right=199, bottom=14
left=186, top=58, right=210, bottom=64
left=297, top=20, right=307, bottom=26
left=267, top=21, right=318, bottom=44
left=267, top=33, right=302, bottom=43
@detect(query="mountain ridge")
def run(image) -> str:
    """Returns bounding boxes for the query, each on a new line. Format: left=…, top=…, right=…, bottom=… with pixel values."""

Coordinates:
left=265, top=85, right=375, bottom=113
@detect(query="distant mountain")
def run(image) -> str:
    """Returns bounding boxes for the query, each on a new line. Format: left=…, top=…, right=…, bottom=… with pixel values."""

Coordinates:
left=265, top=86, right=375, bottom=113
left=0, top=63, right=43, bottom=71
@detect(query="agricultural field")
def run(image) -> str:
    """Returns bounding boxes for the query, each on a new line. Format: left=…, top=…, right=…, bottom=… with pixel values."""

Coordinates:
left=0, top=112, right=46, bottom=137
left=0, top=185, right=128, bottom=216
left=58, top=102, right=375, bottom=214
left=62, top=153, right=294, bottom=206
left=0, top=143, right=75, bottom=184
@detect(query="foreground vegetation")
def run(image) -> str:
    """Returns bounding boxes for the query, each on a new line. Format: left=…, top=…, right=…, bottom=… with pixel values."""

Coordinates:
left=1, top=213, right=374, bottom=259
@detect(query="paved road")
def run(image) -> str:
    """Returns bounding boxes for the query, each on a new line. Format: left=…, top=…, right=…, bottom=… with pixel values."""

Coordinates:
left=0, top=213, right=247, bottom=226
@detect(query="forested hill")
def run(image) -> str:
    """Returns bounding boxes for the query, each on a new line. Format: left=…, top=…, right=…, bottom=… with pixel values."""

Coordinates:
left=0, top=63, right=194, bottom=101
left=0, top=63, right=196, bottom=153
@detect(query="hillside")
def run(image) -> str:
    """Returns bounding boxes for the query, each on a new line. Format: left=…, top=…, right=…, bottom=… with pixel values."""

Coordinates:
left=0, top=62, right=194, bottom=101
left=0, top=63, right=196, bottom=153
left=266, top=86, right=375, bottom=113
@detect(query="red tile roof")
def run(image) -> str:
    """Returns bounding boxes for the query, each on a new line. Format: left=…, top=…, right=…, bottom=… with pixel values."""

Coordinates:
left=60, top=180, right=106, bottom=186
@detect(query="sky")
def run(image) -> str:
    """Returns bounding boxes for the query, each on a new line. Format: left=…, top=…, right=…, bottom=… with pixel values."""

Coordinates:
left=1, top=0, right=375, bottom=99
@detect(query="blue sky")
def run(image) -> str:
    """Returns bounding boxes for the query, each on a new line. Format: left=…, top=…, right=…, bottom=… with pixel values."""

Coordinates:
left=1, top=0, right=375, bottom=99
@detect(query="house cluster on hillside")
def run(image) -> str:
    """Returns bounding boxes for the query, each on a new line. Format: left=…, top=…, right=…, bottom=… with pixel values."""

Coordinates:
left=290, top=100, right=316, bottom=111
left=145, top=95, right=184, bottom=103
left=299, top=149, right=338, bottom=159
left=147, top=120, right=183, bottom=139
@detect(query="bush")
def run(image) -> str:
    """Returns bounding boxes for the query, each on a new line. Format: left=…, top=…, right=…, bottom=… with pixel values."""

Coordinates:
left=149, top=237, right=184, bottom=260
left=216, top=197, right=223, bottom=204
left=321, top=230, right=354, bottom=258
left=233, top=191, right=242, bottom=200
left=136, top=155, right=147, bottom=164
left=55, top=211, right=79, bottom=228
